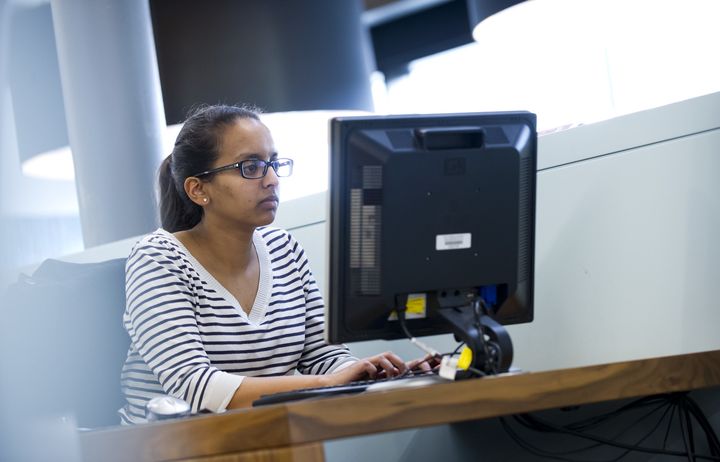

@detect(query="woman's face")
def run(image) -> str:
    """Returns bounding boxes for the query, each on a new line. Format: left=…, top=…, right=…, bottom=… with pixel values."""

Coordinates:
left=204, top=117, right=280, bottom=229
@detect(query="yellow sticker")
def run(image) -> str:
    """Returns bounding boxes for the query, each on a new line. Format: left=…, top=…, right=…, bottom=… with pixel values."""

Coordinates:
left=387, top=293, right=427, bottom=320
left=405, top=293, right=427, bottom=318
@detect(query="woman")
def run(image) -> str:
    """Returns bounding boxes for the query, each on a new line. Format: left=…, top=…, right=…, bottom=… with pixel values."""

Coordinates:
left=119, top=105, right=418, bottom=424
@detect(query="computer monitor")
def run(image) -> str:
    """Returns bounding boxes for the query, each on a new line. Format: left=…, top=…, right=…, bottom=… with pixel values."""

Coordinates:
left=326, top=112, right=537, bottom=375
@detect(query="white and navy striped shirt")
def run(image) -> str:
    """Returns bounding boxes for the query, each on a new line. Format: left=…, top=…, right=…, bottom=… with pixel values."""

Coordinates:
left=119, top=227, right=355, bottom=424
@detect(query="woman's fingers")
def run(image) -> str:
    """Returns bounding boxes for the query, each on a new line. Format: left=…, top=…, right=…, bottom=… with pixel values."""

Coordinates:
left=413, top=360, right=432, bottom=372
left=406, top=354, right=435, bottom=372
left=338, top=351, right=445, bottom=385
left=376, top=357, right=399, bottom=377
left=361, top=351, right=408, bottom=378
left=379, top=351, right=408, bottom=374
left=356, top=359, right=378, bottom=379
left=405, top=356, right=426, bottom=370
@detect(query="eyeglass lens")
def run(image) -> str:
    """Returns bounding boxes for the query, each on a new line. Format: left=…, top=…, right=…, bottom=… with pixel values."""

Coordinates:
left=241, top=159, right=293, bottom=178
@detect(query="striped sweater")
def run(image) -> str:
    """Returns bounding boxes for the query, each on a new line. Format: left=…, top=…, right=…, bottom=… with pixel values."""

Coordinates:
left=119, top=227, right=355, bottom=424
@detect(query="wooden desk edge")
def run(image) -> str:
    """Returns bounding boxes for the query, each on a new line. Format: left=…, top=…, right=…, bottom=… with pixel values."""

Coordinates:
left=81, top=349, right=720, bottom=462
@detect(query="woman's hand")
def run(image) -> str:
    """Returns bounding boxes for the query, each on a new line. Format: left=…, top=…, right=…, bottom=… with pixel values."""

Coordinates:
left=405, top=354, right=441, bottom=373
left=323, top=351, right=408, bottom=386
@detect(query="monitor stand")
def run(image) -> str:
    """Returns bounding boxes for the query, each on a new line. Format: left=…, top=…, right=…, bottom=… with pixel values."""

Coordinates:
left=435, top=295, right=513, bottom=378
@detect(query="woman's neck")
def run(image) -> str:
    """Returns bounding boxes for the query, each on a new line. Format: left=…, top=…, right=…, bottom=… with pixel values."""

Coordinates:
left=182, top=220, right=256, bottom=274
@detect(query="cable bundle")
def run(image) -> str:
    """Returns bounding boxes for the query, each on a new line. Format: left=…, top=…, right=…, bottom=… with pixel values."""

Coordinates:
left=500, top=392, right=720, bottom=461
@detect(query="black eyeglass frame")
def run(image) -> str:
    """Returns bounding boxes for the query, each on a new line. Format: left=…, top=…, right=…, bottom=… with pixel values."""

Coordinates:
left=193, top=158, right=294, bottom=179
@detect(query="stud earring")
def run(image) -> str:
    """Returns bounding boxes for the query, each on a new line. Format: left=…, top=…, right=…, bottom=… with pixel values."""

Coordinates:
left=203, top=198, right=208, bottom=203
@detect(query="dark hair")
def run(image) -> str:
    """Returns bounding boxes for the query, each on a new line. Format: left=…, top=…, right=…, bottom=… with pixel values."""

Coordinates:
left=159, top=104, right=261, bottom=232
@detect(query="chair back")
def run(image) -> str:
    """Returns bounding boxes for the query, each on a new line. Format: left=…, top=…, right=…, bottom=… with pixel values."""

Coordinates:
left=2, top=258, right=129, bottom=428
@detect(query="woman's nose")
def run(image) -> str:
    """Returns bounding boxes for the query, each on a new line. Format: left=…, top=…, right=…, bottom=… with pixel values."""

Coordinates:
left=262, top=164, right=280, bottom=187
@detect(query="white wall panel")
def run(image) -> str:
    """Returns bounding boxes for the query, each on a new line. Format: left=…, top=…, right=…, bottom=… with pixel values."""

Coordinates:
left=512, top=128, right=720, bottom=371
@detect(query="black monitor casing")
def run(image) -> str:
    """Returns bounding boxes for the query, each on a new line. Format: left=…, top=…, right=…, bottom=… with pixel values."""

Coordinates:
left=326, top=112, right=537, bottom=345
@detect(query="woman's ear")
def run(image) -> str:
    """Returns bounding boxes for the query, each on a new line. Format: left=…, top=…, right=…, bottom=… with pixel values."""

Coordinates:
left=184, top=177, right=210, bottom=206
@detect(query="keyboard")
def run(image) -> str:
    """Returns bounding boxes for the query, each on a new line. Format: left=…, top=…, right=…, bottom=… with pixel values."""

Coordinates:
left=252, top=371, right=447, bottom=407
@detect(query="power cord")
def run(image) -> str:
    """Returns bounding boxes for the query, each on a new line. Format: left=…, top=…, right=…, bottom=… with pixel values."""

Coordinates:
left=395, top=307, right=443, bottom=364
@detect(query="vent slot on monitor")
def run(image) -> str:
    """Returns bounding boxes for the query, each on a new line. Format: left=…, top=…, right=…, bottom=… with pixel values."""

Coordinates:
left=518, top=155, right=532, bottom=283
left=349, top=165, right=383, bottom=295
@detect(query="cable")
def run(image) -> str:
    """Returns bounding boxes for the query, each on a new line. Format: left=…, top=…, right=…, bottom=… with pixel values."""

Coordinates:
left=473, top=298, right=499, bottom=375
left=510, top=401, right=670, bottom=459
left=451, top=342, right=465, bottom=356
left=682, top=402, right=698, bottom=462
left=606, top=402, right=676, bottom=462
left=395, top=308, right=442, bottom=361
left=679, top=403, right=695, bottom=461
left=680, top=394, right=720, bottom=456
left=521, top=412, right=720, bottom=460
left=503, top=396, right=720, bottom=461
left=663, top=404, right=678, bottom=450
left=565, top=394, right=675, bottom=431
left=580, top=402, right=670, bottom=458
left=499, top=416, right=583, bottom=462
left=466, top=366, right=486, bottom=377
left=502, top=409, right=673, bottom=462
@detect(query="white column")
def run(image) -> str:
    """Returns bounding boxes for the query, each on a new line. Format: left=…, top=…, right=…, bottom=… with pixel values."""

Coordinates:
left=51, top=0, right=165, bottom=247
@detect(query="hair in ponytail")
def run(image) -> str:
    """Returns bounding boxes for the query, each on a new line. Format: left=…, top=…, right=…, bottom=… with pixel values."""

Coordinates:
left=158, top=154, right=200, bottom=233
left=157, top=104, right=261, bottom=232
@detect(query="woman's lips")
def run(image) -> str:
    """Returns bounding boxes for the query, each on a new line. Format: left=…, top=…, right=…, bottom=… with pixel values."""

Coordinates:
left=259, top=195, right=279, bottom=208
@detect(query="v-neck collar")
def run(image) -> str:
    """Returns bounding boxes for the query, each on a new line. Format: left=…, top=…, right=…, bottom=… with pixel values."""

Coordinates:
left=158, top=228, right=272, bottom=326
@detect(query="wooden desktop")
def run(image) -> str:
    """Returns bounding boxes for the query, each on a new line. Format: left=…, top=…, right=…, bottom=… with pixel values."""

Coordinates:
left=80, top=349, right=720, bottom=462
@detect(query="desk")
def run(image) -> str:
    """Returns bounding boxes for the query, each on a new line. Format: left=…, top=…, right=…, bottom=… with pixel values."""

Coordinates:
left=81, top=349, right=720, bottom=462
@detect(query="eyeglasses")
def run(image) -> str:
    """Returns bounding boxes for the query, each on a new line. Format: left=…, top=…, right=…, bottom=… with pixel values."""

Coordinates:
left=193, top=158, right=294, bottom=179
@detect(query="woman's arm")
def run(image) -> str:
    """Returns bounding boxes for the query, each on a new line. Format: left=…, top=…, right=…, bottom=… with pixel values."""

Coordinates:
left=124, top=239, right=241, bottom=414
left=283, top=232, right=358, bottom=375
left=227, top=355, right=402, bottom=408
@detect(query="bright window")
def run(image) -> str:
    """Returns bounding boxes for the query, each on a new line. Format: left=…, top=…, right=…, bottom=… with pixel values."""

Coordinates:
left=375, top=0, right=720, bottom=132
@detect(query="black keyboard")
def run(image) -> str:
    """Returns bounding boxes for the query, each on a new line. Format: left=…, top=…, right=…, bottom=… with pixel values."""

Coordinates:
left=252, top=371, right=441, bottom=407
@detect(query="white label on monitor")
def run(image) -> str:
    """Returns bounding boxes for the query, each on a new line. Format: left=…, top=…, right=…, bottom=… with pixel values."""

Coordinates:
left=436, top=233, right=471, bottom=250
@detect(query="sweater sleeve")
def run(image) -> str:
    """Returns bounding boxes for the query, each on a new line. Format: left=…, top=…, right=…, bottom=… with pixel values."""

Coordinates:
left=285, top=234, right=357, bottom=375
left=123, top=239, right=242, bottom=414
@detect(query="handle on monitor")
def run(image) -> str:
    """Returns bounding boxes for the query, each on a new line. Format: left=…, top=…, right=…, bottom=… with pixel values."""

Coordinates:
left=414, top=126, right=485, bottom=150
